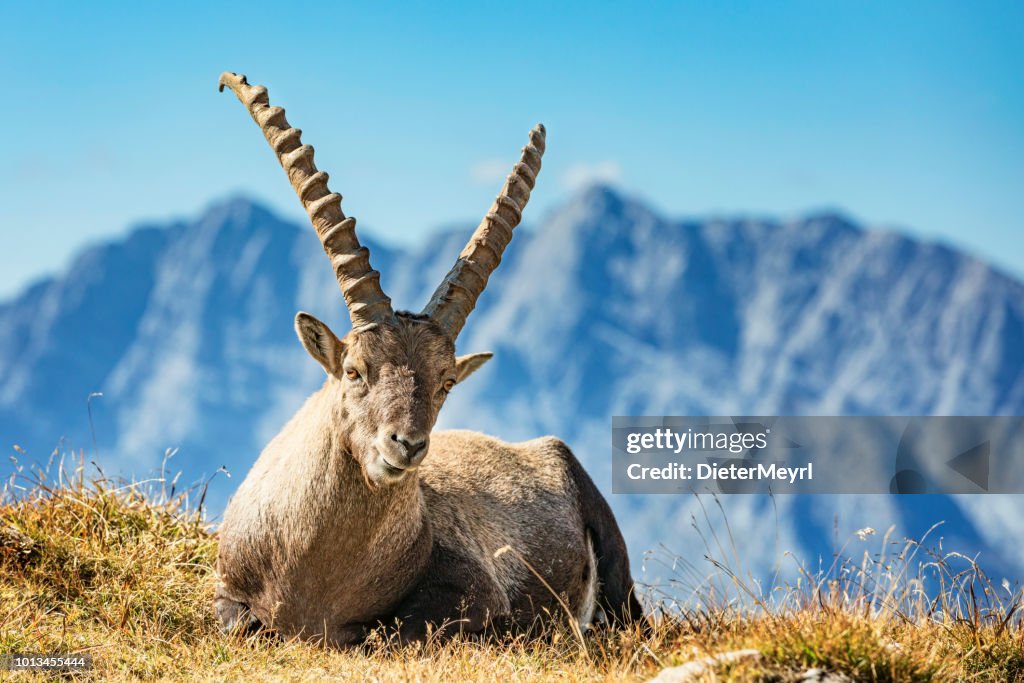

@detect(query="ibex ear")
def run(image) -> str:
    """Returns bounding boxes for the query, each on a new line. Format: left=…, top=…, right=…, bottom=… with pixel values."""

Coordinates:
left=295, top=312, right=345, bottom=375
left=455, top=352, right=493, bottom=384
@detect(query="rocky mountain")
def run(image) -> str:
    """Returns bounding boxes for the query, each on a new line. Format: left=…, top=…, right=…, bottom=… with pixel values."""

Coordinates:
left=2, top=187, right=1022, bottom=586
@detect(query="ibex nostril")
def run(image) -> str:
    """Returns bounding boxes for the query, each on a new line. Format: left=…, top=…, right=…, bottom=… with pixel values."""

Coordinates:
left=394, top=435, right=428, bottom=464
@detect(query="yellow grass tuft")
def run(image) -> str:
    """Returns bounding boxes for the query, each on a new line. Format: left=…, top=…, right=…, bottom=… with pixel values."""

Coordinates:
left=0, top=459, right=1021, bottom=681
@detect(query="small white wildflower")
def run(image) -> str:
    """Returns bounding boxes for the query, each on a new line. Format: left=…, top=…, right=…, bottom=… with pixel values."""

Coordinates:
left=856, top=527, right=877, bottom=541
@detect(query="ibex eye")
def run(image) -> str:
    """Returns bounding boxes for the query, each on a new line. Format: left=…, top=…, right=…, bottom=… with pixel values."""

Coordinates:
left=442, top=379, right=455, bottom=393
left=345, top=368, right=361, bottom=381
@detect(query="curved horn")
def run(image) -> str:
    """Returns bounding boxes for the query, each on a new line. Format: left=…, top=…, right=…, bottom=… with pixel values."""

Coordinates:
left=218, top=72, right=394, bottom=329
left=422, top=124, right=546, bottom=339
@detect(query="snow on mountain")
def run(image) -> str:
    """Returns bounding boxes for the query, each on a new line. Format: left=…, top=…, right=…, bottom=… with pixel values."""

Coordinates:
left=2, top=187, right=1022, bottom=584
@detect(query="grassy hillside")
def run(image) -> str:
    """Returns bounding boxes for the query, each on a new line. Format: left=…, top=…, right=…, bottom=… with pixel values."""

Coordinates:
left=0, top=461, right=1021, bottom=681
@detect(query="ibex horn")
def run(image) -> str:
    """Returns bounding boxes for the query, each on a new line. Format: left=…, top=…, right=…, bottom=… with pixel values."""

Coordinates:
left=422, top=124, right=546, bottom=339
left=219, top=72, right=395, bottom=330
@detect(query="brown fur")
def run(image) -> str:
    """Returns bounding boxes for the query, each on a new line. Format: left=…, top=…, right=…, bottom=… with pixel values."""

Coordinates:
left=215, top=315, right=641, bottom=645
left=215, top=77, right=639, bottom=644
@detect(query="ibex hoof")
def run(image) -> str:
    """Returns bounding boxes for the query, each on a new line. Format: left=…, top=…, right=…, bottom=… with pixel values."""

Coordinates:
left=214, top=596, right=263, bottom=636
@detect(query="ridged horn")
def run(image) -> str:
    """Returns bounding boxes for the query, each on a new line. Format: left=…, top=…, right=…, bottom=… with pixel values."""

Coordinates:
left=422, top=124, right=546, bottom=339
left=218, top=72, right=395, bottom=329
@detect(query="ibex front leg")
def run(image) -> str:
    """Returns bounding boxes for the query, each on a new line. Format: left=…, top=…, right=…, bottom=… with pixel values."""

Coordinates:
left=213, top=585, right=264, bottom=636
left=385, top=543, right=507, bottom=644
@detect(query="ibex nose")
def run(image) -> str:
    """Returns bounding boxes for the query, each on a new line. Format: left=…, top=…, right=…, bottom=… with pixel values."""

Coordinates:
left=390, top=433, right=429, bottom=466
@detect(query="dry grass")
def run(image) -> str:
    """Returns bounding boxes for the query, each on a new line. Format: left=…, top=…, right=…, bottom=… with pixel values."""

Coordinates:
left=0, top=456, right=1021, bottom=681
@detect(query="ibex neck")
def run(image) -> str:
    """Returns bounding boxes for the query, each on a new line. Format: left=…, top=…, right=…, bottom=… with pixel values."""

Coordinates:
left=221, top=378, right=435, bottom=635
left=300, top=379, right=429, bottom=549
left=272, top=381, right=432, bottom=621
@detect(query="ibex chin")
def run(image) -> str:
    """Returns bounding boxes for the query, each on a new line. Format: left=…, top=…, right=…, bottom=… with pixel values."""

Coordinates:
left=213, top=72, right=643, bottom=645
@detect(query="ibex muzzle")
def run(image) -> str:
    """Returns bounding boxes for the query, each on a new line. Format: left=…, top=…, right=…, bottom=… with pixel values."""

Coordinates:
left=215, top=73, right=643, bottom=645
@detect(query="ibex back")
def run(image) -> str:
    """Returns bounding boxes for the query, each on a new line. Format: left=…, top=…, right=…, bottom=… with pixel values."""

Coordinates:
left=213, top=72, right=644, bottom=645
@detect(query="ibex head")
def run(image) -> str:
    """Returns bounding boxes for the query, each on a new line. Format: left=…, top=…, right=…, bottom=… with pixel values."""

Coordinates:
left=219, top=73, right=544, bottom=485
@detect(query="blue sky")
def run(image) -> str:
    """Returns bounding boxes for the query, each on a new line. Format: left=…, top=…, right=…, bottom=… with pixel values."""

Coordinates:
left=1, top=2, right=1022, bottom=298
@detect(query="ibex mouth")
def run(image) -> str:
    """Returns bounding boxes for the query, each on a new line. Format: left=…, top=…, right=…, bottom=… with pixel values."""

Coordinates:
left=365, top=453, right=411, bottom=486
left=380, top=459, right=406, bottom=477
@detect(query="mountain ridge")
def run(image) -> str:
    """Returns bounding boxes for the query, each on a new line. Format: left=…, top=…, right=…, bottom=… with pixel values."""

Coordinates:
left=2, top=186, right=1022, bottom=581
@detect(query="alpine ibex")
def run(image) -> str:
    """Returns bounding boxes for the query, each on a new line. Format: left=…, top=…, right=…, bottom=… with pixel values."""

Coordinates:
left=213, top=72, right=643, bottom=645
